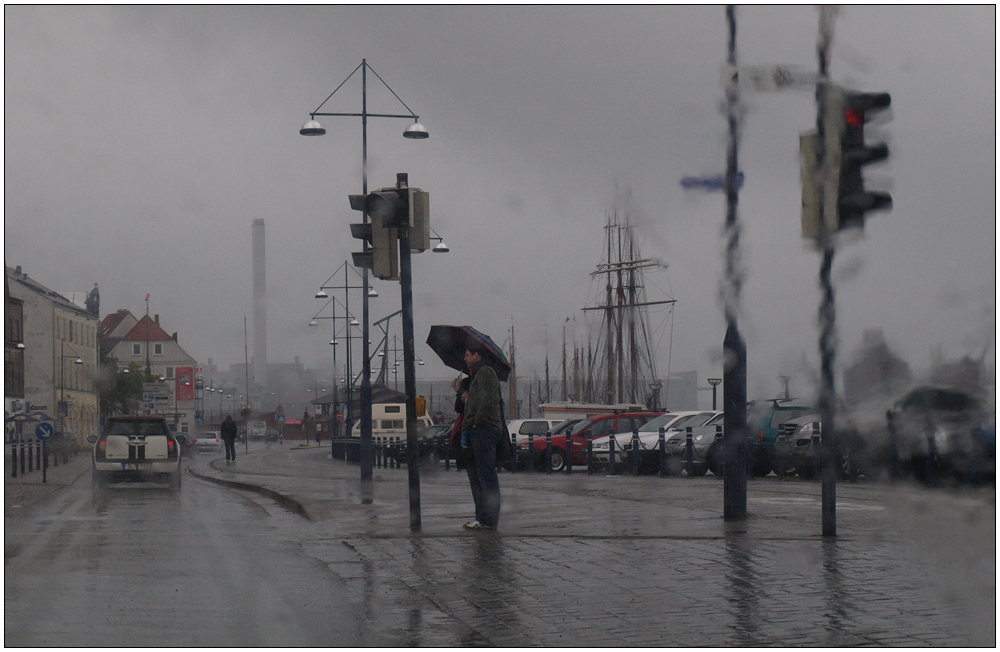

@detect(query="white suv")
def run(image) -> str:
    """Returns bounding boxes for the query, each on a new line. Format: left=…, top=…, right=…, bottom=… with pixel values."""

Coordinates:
left=88, top=416, right=185, bottom=492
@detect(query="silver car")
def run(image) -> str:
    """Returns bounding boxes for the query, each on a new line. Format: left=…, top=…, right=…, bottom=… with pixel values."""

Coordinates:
left=195, top=430, right=222, bottom=452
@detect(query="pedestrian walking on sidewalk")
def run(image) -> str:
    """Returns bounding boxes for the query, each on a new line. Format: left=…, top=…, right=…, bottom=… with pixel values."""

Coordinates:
left=460, top=346, right=503, bottom=532
left=221, top=415, right=238, bottom=464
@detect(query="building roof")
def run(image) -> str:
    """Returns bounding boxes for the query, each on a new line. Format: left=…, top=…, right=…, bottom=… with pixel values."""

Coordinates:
left=124, top=314, right=174, bottom=341
left=6, top=265, right=94, bottom=318
left=100, top=309, right=133, bottom=338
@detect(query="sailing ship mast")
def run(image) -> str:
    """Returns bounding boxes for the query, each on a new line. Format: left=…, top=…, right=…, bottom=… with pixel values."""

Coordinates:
left=583, top=204, right=675, bottom=408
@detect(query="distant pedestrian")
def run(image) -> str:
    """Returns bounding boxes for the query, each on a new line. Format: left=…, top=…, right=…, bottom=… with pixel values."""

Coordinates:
left=221, top=415, right=238, bottom=463
left=461, top=345, right=503, bottom=531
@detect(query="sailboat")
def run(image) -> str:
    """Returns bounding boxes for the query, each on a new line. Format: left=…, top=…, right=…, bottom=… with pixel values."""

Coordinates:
left=581, top=201, right=675, bottom=410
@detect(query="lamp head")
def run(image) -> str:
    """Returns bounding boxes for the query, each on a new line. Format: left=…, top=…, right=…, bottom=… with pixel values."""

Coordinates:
left=315, top=289, right=328, bottom=299
left=299, top=119, right=326, bottom=136
left=403, top=120, right=429, bottom=139
left=308, top=320, right=318, bottom=327
left=432, top=241, right=450, bottom=253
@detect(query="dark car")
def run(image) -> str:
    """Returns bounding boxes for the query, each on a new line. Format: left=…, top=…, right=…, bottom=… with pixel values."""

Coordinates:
left=746, top=399, right=815, bottom=477
left=516, top=412, right=663, bottom=472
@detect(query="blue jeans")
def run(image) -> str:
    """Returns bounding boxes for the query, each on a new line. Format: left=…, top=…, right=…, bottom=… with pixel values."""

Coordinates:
left=467, top=426, right=501, bottom=528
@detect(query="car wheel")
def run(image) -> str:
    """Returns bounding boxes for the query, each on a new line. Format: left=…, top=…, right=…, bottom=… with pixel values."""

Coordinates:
left=706, top=446, right=721, bottom=475
left=691, top=464, right=709, bottom=477
left=797, top=463, right=815, bottom=480
left=549, top=449, right=566, bottom=472
left=752, top=457, right=772, bottom=477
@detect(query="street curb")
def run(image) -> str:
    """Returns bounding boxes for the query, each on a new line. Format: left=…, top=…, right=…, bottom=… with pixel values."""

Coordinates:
left=187, top=465, right=311, bottom=520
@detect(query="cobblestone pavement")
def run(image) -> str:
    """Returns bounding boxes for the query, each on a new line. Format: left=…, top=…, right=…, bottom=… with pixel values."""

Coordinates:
left=8, top=442, right=994, bottom=646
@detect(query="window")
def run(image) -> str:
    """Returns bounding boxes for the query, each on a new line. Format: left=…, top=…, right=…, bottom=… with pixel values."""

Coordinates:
left=165, top=367, right=174, bottom=379
left=384, top=405, right=402, bottom=413
left=154, top=343, right=163, bottom=356
left=133, top=343, right=142, bottom=356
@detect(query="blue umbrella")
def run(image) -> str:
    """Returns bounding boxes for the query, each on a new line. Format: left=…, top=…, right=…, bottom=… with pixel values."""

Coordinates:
left=426, top=325, right=511, bottom=382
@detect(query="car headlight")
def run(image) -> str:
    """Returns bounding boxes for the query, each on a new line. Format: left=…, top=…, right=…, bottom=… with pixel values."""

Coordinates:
left=796, top=422, right=815, bottom=436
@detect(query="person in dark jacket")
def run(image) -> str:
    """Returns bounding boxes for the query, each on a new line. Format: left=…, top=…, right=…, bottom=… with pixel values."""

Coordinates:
left=221, top=415, right=238, bottom=464
left=460, top=345, right=503, bottom=531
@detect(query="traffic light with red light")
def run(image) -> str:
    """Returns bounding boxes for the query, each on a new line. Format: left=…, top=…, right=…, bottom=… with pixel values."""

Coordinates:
left=837, top=90, right=892, bottom=230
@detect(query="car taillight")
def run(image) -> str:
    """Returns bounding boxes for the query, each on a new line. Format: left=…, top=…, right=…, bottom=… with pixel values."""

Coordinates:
left=168, top=440, right=177, bottom=458
left=95, top=438, right=107, bottom=460
left=757, top=430, right=765, bottom=442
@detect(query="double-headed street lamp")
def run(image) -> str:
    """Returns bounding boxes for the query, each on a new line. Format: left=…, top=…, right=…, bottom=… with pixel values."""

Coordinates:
left=309, top=294, right=361, bottom=438
left=300, top=59, right=428, bottom=483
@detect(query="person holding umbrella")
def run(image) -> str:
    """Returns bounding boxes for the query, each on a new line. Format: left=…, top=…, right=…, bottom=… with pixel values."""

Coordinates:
left=460, top=344, right=503, bottom=531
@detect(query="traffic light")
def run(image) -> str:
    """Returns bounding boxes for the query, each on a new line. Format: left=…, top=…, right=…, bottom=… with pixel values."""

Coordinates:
left=364, top=187, right=431, bottom=252
left=349, top=193, right=399, bottom=281
left=838, top=90, right=892, bottom=230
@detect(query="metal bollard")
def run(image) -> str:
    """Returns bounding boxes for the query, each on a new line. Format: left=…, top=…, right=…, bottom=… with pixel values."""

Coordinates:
left=811, top=422, right=821, bottom=480
left=444, top=435, right=451, bottom=471
left=545, top=432, right=552, bottom=474
left=886, top=411, right=900, bottom=479
left=632, top=428, right=640, bottom=476
left=587, top=433, right=594, bottom=474
left=11, top=443, right=17, bottom=478
left=528, top=434, right=535, bottom=473
left=926, top=432, right=937, bottom=485
left=565, top=435, right=573, bottom=474
left=715, top=425, right=723, bottom=476
left=27, top=439, right=34, bottom=472
left=686, top=426, right=694, bottom=477
left=658, top=427, right=667, bottom=477
left=609, top=434, right=617, bottom=476
left=510, top=432, right=517, bottom=474
left=20, top=438, right=26, bottom=475
left=42, top=441, right=47, bottom=484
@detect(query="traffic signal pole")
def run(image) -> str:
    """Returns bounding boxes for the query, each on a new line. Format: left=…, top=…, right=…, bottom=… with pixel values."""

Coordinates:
left=395, top=173, right=422, bottom=531
left=816, top=6, right=838, bottom=537
left=722, top=5, right=748, bottom=521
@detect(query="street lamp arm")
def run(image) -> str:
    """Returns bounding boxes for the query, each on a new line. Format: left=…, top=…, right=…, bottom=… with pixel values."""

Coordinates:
left=312, top=112, right=417, bottom=120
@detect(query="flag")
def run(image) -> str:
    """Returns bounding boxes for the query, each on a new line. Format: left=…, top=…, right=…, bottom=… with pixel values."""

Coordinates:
left=145, top=293, right=150, bottom=301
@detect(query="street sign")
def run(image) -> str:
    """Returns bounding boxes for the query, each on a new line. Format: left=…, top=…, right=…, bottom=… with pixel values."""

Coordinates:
left=722, top=65, right=816, bottom=93
left=276, top=414, right=286, bottom=424
left=27, top=403, right=49, bottom=412
left=35, top=423, right=54, bottom=441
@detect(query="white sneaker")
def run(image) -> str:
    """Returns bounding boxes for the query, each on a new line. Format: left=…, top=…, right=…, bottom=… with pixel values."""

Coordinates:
left=462, top=521, right=479, bottom=530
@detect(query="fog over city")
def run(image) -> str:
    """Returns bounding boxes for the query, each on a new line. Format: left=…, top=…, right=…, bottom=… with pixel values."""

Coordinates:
left=5, top=5, right=995, bottom=403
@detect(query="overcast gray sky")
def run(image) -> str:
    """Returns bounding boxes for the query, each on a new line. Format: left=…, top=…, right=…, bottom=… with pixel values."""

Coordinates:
left=5, top=5, right=995, bottom=402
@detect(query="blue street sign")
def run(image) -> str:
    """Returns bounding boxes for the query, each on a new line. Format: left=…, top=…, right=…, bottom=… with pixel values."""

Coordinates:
left=35, top=422, right=55, bottom=441
left=680, top=171, right=744, bottom=191
left=276, top=414, right=286, bottom=424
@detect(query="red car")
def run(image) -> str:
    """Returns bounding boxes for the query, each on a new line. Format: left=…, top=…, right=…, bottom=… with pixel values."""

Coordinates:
left=515, top=412, right=664, bottom=471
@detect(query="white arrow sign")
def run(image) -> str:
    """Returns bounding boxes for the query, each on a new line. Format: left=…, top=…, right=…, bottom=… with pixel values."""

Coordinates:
left=722, top=65, right=817, bottom=93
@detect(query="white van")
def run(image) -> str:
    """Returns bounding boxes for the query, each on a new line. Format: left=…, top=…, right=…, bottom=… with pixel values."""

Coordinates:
left=507, top=418, right=565, bottom=443
left=350, top=403, right=433, bottom=442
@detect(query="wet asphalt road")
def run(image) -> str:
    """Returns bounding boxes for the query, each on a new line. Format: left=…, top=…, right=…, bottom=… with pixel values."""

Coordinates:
left=5, top=470, right=383, bottom=647
left=5, top=444, right=996, bottom=646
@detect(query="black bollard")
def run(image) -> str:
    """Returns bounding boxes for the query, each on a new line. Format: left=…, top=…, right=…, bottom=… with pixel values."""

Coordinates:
left=545, top=432, right=552, bottom=474
left=609, top=434, right=617, bottom=476
left=42, top=441, right=47, bottom=484
left=11, top=443, right=17, bottom=479
left=632, top=429, right=640, bottom=476
left=686, top=427, right=694, bottom=477
left=565, top=435, right=573, bottom=474
left=444, top=435, right=451, bottom=471
left=715, top=425, right=723, bottom=476
left=19, top=438, right=25, bottom=475
left=658, top=427, right=667, bottom=477
left=27, top=438, right=33, bottom=472
left=587, top=433, right=594, bottom=475
left=926, top=432, right=937, bottom=485
left=528, top=434, right=535, bottom=473
left=886, top=411, right=900, bottom=479
left=510, top=432, right=517, bottom=474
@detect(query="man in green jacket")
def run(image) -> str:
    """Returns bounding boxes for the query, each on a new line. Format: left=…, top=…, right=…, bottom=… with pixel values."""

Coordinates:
left=460, top=344, right=503, bottom=531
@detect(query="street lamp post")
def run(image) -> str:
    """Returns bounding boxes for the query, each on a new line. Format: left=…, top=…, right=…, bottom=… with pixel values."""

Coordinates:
left=59, top=340, right=84, bottom=436
left=707, top=378, right=722, bottom=411
left=301, top=59, right=428, bottom=485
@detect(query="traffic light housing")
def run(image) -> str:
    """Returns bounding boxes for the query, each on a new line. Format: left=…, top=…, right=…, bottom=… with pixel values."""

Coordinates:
left=364, top=187, right=430, bottom=252
left=838, top=90, right=891, bottom=230
left=349, top=193, right=399, bottom=281
left=800, top=86, right=891, bottom=240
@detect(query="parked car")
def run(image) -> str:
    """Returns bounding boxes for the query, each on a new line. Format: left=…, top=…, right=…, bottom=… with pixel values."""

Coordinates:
left=264, top=428, right=280, bottom=442
left=195, top=430, right=222, bottom=453
left=516, top=412, right=663, bottom=472
left=664, top=411, right=724, bottom=476
left=591, top=411, right=704, bottom=469
left=747, top=399, right=815, bottom=477
left=507, top=418, right=565, bottom=443
left=87, top=416, right=185, bottom=492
